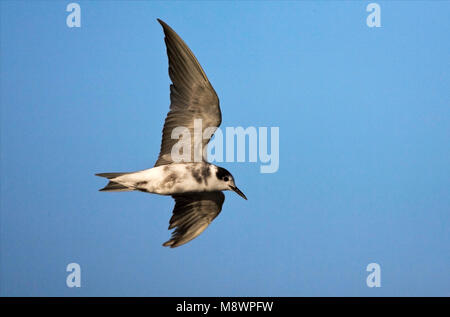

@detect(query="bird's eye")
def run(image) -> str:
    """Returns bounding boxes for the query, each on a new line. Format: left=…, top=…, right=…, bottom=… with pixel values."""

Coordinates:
left=223, top=177, right=229, bottom=182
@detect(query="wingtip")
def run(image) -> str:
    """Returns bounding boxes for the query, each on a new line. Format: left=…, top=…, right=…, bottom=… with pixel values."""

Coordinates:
left=156, top=18, right=175, bottom=35
left=163, top=238, right=185, bottom=248
left=162, top=240, right=175, bottom=248
left=157, top=18, right=166, bottom=27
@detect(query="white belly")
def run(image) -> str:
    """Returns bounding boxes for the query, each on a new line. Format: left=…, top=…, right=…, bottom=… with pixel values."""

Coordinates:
left=112, top=163, right=213, bottom=195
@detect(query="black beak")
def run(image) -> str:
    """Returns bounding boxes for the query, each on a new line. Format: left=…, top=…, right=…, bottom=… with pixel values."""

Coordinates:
left=229, top=185, right=247, bottom=200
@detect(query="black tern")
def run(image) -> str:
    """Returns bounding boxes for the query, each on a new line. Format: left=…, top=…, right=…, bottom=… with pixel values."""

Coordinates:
left=96, top=19, right=247, bottom=248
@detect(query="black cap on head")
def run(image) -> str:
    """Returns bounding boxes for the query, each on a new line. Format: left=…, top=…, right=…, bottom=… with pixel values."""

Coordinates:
left=216, top=166, right=232, bottom=181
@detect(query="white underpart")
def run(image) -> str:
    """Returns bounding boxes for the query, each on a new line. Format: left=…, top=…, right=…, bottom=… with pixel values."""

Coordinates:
left=109, top=163, right=226, bottom=195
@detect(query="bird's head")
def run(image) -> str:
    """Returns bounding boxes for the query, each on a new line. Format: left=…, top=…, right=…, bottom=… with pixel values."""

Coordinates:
left=215, top=166, right=247, bottom=200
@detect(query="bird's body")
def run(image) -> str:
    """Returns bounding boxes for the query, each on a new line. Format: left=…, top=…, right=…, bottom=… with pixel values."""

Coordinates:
left=96, top=19, right=246, bottom=248
left=98, top=163, right=226, bottom=196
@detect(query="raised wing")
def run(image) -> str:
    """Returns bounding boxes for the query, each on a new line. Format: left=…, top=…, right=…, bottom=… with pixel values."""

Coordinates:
left=155, top=19, right=221, bottom=166
left=163, top=191, right=225, bottom=248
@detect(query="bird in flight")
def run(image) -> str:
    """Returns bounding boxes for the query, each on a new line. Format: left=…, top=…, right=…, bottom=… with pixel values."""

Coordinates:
left=96, top=19, right=247, bottom=248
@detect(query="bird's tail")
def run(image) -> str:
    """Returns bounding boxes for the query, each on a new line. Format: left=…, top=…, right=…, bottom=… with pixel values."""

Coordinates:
left=95, top=172, right=133, bottom=192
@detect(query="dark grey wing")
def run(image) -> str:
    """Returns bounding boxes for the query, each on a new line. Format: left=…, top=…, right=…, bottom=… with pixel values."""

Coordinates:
left=155, top=19, right=221, bottom=167
left=163, top=191, right=225, bottom=248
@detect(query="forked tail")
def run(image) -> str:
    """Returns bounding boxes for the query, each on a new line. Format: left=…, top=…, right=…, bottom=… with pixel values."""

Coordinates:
left=95, top=172, right=132, bottom=192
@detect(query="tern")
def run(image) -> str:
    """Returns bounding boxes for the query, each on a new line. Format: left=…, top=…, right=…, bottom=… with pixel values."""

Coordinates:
left=96, top=19, right=247, bottom=248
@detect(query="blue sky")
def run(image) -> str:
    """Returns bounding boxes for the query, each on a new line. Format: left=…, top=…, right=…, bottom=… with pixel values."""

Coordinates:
left=1, top=1, right=449, bottom=296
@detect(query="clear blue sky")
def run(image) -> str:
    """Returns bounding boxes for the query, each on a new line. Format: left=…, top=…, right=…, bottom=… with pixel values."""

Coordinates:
left=1, top=1, right=449, bottom=296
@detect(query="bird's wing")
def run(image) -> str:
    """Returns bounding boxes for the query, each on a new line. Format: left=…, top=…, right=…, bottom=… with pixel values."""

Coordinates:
left=155, top=19, right=221, bottom=167
left=163, top=191, right=225, bottom=248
